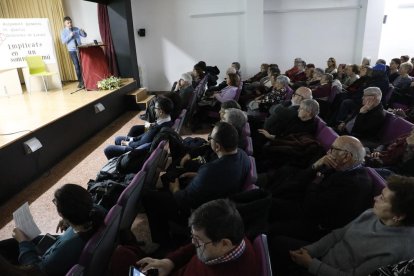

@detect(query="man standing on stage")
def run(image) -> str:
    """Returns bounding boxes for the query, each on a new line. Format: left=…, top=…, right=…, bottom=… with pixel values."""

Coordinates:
left=60, top=16, right=87, bottom=89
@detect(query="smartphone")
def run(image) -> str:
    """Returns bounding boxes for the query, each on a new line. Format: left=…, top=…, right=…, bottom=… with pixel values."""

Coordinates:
left=129, top=266, right=146, bottom=276
left=36, top=233, right=57, bottom=255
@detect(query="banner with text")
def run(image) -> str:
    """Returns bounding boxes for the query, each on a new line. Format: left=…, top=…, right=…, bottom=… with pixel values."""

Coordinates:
left=0, top=18, right=56, bottom=70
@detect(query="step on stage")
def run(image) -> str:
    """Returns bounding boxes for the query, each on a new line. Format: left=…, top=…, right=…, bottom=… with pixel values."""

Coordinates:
left=0, top=79, right=137, bottom=205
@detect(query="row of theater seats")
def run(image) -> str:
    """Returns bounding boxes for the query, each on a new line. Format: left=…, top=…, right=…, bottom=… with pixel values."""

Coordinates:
left=66, top=120, right=273, bottom=275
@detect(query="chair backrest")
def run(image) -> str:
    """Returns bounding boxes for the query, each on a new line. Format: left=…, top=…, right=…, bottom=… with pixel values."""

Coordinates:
left=25, top=55, right=47, bottom=75
left=378, top=111, right=413, bottom=144
left=315, top=126, right=338, bottom=151
left=329, top=85, right=341, bottom=103
left=366, top=167, right=386, bottom=196
left=78, top=205, right=122, bottom=276
left=243, top=122, right=251, bottom=137
left=116, top=171, right=146, bottom=232
left=172, top=118, right=180, bottom=132
left=253, top=234, right=273, bottom=276
left=243, top=156, right=258, bottom=190
left=142, top=148, right=163, bottom=189
left=314, top=115, right=327, bottom=135
left=245, top=136, right=254, bottom=156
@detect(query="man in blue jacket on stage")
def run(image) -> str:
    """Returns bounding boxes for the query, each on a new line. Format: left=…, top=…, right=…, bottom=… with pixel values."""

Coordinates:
left=60, top=16, right=87, bottom=89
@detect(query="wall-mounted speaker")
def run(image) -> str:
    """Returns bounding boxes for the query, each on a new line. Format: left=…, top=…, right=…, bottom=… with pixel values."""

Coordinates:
left=94, top=103, right=105, bottom=113
left=23, top=137, right=42, bottom=154
left=138, top=28, right=146, bottom=37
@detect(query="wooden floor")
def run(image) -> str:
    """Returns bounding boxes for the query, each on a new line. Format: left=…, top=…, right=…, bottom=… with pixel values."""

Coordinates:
left=0, top=78, right=134, bottom=149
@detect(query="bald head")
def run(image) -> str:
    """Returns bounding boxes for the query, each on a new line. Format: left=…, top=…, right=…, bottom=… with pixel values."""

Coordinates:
left=335, top=135, right=365, bottom=163
left=292, top=87, right=312, bottom=105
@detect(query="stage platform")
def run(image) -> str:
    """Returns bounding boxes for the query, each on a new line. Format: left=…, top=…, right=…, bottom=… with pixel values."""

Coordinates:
left=0, top=79, right=137, bottom=204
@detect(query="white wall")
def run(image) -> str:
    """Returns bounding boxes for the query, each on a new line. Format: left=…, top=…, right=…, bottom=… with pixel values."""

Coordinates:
left=378, top=0, right=414, bottom=62
left=62, top=0, right=101, bottom=45
left=131, top=0, right=387, bottom=91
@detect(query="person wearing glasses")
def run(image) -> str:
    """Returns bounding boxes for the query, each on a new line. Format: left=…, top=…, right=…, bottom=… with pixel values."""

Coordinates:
left=143, top=122, right=251, bottom=248
left=272, top=174, right=414, bottom=276
left=0, top=184, right=105, bottom=275
left=113, top=199, right=259, bottom=276
left=262, top=135, right=373, bottom=242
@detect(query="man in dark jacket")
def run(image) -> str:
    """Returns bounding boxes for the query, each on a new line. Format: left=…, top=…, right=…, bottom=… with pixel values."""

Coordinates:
left=265, top=135, right=373, bottom=242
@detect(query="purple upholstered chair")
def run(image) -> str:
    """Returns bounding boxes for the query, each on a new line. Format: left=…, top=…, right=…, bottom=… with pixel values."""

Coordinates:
left=177, top=109, right=187, bottom=134
left=366, top=167, right=387, bottom=197
left=253, top=234, right=273, bottom=276
left=378, top=111, right=413, bottom=145
left=66, top=205, right=122, bottom=276
left=242, top=122, right=251, bottom=137
left=116, top=171, right=146, bottom=237
left=245, top=136, right=254, bottom=156
left=243, top=156, right=258, bottom=190
left=315, top=126, right=339, bottom=151
left=142, top=148, right=163, bottom=190
left=314, top=115, right=327, bottom=136
left=156, top=139, right=169, bottom=170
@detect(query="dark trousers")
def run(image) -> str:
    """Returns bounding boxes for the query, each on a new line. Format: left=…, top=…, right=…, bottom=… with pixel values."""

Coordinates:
left=269, top=235, right=313, bottom=276
left=143, top=189, right=190, bottom=247
left=69, top=51, right=83, bottom=83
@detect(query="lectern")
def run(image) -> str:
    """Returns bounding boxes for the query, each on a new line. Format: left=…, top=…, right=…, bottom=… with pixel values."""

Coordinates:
left=78, top=44, right=110, bottom=90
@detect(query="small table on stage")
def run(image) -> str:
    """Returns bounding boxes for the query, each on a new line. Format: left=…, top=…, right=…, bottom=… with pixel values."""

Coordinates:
left=78, top=43, right=110, bottom=90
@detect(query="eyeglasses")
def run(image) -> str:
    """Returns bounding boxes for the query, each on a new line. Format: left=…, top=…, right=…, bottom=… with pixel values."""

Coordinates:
left=52, top=198, right=57, bottom=206
left=329, top=146, right=353, bottom=156
left=191, top=234, right=214, bottom=248
left=293, top=92, right=304, bottom=98
left=207, top=134, right=220, bottom=144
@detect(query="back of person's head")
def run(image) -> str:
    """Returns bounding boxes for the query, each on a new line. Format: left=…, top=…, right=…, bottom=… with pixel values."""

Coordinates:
left=231, top=62, right=241, bottom=71
left=156, top=96, right=174, bottom=115
left=401, top=62, right=413, bottom=73
left=189, top=199, right=244, bottom=245
left=212, top=122, right=238, bottom=151
left=54, top=184, right=93, bottom=226
left=322, top=73, right=333, bottom=83
left=306, top=63, right=315, bottom=69
left=180, top=72, right=192, bottom=84
left=376, top=59, right=386, bottom=65
left=227, top=73, right=239, bottom=87
left=276, top=75, right=290, bottom=87
left=387, top=175, right=414, bottom=226
left=391, top=58, right=402, bottom=67
left=400, top=55, right=410, bottom=63
left=223, top=108, right=247, bottom=132
left=300, top=99, right=319, bottom=118
left=196, top=61, right=207, bottom=71
left=268, top=65, right=281, bottom=76
left=221, top=100, right=241, bottom=110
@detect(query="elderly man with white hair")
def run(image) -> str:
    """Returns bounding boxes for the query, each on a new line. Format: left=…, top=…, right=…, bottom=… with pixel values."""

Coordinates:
left=264, top=135, right=374, bottom=242
left=337, top=86, right=386, bottom=146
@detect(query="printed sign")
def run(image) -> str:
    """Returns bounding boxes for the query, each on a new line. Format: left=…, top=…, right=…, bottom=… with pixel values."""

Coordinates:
left=0, top=18, right=56, bottom=70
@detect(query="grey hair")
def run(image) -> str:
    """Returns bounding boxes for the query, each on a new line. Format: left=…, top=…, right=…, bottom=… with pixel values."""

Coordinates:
left=300, top=99, right=319, bottom=117
left=341, top=136, right=366, bottom=163
left=401, top=62, right=413, bottom=73
left=314, top=68, right=324, bottom=76
left=276, top=75, right=290, bottom=87
left=363, top=87, right=382, bottom=101
left=223, top=108, right=247, bottom=131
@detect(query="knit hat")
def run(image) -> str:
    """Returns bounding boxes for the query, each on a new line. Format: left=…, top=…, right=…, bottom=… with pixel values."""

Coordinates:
left=372, top=63, right=386, bottom=72
left=181, top=72, right=192, bottom=83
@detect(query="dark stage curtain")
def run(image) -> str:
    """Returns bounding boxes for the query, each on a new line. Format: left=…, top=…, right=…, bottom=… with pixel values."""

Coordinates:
left=98, top=4, right=119, bottom=76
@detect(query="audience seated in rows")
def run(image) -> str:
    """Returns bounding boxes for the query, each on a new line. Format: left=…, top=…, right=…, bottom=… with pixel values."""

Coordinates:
left=143, top=122, right=251, bottom=247
left=271, top=174, right=414, bottom=276
left=104, top=96, right=174, bottom=159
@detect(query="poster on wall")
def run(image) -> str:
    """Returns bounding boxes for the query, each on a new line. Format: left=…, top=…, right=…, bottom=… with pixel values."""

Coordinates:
left=0, top=18, right=56, bottom=70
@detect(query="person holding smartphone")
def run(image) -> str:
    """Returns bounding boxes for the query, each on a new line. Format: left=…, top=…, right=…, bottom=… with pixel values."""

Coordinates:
left=60, top=16, right=87, bottom=89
